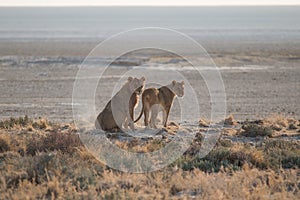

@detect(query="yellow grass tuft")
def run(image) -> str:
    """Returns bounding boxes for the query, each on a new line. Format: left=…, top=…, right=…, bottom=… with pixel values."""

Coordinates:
left=263, top=114, right=289, bottom=128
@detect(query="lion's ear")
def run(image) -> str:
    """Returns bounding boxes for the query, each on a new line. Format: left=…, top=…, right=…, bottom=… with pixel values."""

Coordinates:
left=172, top=80, right=176, bottom=86
left=181, top=81, right=184, bottom=85
left=140, top=76, right=145, bottom=81
left=128, top=76, right=133, bottom=82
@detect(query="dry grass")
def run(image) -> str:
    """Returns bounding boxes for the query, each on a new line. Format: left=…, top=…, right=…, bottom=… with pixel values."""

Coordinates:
left=229, top=114, right=300, bottom=138
left=0, top=116, right=299, bottom=199
left=114, top=138, right=166, bottom=153
left=240, top=123, right=273, bottom=137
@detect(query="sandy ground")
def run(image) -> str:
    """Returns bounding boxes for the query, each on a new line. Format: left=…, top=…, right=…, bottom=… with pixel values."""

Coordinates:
left=0, top=39, right=299, bottom=122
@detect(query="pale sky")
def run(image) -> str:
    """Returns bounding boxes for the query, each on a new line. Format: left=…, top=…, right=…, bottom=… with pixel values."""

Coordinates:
left=1, top=0, right=300, bottom=6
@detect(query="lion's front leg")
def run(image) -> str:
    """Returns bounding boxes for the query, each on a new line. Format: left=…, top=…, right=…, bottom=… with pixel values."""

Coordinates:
left=125, top=108, right=135, bottom=131
left=123, top=117, right=129, bottom=129
left=128, top=120, right=135, bottom=131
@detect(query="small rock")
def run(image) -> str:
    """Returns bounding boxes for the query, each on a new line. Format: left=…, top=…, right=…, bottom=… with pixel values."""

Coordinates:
left=224, top=114, right=237, bottom=126
left=271, top=124, right=282, bottom=131
left=254, top=120, right=264, bottom=125
left=27, top=125, right=34, bottom=131
left=38, top=72, right=49, bottom=77
left=168, top=121, right=179, bottom=127
left=288, top=123, right=297, bottom=130
left=223, top=128, right=238, bottom=136
left=287, top=118, right=296, bottom=123
left=162, top=134, right=167, bottom=140
left=277, top=120, right=288, bottom=128
left=199, top=119, right=209, bottom=127
left=62, top=124, right=70, bottom=129
left=248, top=142, right=255, bottom=146
left=161, top=127, right=168, bottom=133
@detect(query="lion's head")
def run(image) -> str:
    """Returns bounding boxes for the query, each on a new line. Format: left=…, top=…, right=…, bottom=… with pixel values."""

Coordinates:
left=127, top=76, right=146, bottom=95
left=170, top=80, right=184, bottom=97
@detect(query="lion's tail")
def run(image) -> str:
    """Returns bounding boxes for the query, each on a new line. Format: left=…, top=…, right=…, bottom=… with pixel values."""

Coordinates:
left=134, top=103, right=144, bottom=123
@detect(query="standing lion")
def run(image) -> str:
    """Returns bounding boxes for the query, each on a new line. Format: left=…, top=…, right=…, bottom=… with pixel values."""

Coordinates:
left=134, top=80, right=184, bottom=128
left=95, top=76, right=145, bottom=132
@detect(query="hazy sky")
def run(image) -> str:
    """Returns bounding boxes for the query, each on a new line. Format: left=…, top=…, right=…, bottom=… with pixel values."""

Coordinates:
left=1, top=0, right=300, bottom=6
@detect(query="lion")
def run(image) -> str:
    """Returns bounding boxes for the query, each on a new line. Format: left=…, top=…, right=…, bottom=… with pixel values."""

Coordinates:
left=134, top=80, right=184, bottom=128
left=124, top=84, right=144, bottom=129
left=95, top=76, right=145, bottom=132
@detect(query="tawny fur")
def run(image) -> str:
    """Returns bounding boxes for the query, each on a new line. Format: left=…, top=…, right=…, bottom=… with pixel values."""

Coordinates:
left=135, top=80, right=184, bottom=128
left=95, top=76, right=145, bottom=132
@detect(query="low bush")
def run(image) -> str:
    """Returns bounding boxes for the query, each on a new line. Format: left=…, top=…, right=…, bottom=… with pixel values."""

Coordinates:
left=241, top=123, right=273, bottom=137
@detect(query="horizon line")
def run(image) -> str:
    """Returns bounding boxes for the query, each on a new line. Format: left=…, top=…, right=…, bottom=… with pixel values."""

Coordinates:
left=1, top=5, right=300, bottom=7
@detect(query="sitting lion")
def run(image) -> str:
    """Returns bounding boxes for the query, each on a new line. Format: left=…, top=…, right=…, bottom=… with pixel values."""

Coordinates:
left=134, top=80, right=184, bottom=128
left=95, top=76, right=145, bottom=132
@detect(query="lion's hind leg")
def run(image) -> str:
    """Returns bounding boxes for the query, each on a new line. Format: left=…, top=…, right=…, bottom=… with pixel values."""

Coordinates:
left=150, top=104, right=160, bottom=129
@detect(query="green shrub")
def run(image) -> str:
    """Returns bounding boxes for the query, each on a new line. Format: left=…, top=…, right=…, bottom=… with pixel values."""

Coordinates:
left=263, top=140, right=300, bottom=169
left=0, top=116, right=31, bottom=129
left=241, top=123, right=273, bottom=137
left=0, top=137, right=10, bottom=153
